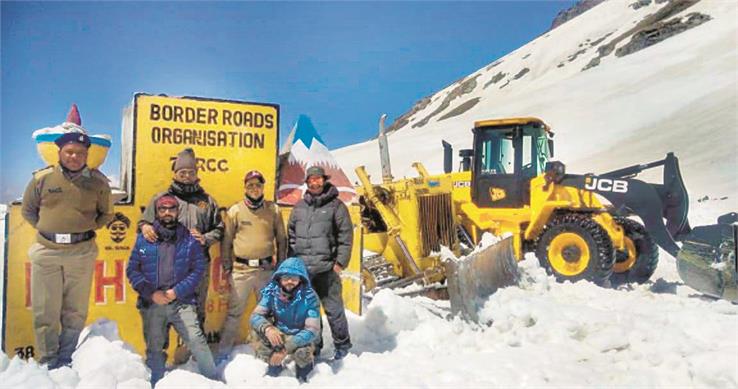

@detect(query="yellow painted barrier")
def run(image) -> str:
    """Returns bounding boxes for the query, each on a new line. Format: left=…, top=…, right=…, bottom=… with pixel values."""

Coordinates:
left=3, top=93, right=363, bottom=361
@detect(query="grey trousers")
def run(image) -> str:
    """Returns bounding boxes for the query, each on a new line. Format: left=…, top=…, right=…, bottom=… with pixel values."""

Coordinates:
left=29, top=240, right=97, bottom=365
left=310, top=269, right=352, bottom=350
left=217, top=264, right=272, bottom=355
left=195, top=257, right=211, bottom=328
left=139, top=302, right=217, bottom=384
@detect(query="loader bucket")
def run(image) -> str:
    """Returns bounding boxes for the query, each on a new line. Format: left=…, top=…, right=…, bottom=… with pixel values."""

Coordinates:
left=676, top=214, right=738, bottom=302
left=445, top=237, right=520, bottom=322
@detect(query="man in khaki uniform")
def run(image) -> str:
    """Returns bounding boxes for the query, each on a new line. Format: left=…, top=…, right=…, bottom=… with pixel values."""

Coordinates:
left=216, top=170, right=287, bottom=362
left=22, top=132, right=113, bottom=369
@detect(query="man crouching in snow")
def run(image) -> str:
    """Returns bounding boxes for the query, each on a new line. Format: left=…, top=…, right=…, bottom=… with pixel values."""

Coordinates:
left=250, top=257, right=321, bottom=383
left=126, top=195, right=217, bottom=385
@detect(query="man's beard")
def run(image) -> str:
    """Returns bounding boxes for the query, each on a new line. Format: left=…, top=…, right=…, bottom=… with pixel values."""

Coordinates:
left=280, top=284, right=296, bottom=296
left=159, top=216, right=177, bottom=229
left=307, top=183, right=323, bottom=194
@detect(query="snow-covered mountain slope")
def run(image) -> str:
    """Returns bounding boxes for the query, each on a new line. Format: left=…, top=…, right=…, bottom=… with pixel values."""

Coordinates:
left=334, top=0, right=737, bottom=210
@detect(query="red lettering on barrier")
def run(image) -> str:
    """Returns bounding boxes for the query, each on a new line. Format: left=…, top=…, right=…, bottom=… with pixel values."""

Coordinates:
left=218, top=297, right=228, bottom=312
left=94, top=260, right=126, bottom=304
left=25, top=263, right=31, bottom=309
left=206, top=296, right=229, bottom=314
left=211, top=254, right=230, bottom=294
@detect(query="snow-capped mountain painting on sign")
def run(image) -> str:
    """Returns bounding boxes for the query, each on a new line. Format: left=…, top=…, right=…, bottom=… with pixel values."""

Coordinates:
left=277, top=115, right=357, bottom=205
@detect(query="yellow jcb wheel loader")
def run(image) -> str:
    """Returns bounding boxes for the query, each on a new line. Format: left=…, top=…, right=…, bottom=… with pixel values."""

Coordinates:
left=356, top=116, right=737, bottom=321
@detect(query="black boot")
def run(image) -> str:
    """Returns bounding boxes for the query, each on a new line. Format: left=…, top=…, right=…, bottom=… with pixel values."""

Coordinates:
left=333, top=347, right=349, bottom=360
left=333, top=341, right=351, bottom=360
left=295, top=362, right=313, bottom=383
left=265, top=365, right=283, bottom=377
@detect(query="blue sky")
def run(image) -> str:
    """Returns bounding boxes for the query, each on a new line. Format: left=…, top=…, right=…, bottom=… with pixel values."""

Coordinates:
left=1, top=1, right=571, bottom=202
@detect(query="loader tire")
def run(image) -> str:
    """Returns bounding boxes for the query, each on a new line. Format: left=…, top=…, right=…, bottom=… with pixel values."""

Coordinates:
left=610, top=217, right=659, bottom=285
left=536, top=213, right=615, bottom=285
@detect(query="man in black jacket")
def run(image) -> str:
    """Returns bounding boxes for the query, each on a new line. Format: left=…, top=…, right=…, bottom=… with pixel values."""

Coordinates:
left=287, top=165, right=353, bottom=360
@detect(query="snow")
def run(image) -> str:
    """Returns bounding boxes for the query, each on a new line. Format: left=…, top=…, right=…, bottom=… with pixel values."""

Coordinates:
left=1, top=202, right=735, bottom=388
left=3, top=0, right=737, bottom=387
left=4, top=249, right=737, bottom=387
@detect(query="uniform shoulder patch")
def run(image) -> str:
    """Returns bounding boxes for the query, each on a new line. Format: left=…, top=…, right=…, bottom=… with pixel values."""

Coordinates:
left=90, top=169, right=110, bottom=183
left=265, top=201, right=278, bottom=212
left=228, top=202, right=241, bottom=215
left=32, top=166, right=55, bottom=180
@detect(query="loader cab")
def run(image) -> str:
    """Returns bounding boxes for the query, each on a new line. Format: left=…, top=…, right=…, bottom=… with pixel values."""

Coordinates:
left=471, top=118, right=552, bottom=208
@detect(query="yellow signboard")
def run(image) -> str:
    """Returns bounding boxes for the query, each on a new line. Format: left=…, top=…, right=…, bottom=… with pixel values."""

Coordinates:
left=130, top=94, right=280, bottom=207
left=3, top=93, right=363, bottom=361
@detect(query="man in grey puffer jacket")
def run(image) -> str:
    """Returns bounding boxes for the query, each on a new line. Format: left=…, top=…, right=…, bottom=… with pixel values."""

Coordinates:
left=287, top=165, right=353, bottom=359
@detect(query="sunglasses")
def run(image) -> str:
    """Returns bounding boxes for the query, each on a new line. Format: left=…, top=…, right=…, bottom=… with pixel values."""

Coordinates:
left=176, top=169, right=197, bottom=177
left=246, top=183, right=264, bottom=189
left=281, top=275, right=300, bottom=282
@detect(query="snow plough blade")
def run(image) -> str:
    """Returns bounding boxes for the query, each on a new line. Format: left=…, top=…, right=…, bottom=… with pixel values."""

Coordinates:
left=445, top=237, right=520, bottom=322
left=676, top=215, right=738, bottom=302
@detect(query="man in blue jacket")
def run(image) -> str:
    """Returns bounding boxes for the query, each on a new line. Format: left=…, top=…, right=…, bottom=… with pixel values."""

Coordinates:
left=126, top=195, right=217, bottom=385
left=250, top=257, right=321, bottom=383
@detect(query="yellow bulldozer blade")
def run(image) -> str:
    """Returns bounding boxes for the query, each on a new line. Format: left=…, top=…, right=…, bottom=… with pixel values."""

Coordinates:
left=445, top=237, right=520, bottom=322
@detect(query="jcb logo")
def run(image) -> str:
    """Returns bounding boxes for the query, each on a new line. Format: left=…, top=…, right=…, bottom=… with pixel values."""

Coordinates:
left=584, top=177, right=628, bottom=193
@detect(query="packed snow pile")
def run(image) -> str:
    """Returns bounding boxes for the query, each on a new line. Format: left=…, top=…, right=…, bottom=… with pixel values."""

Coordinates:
left=334, top=0, right=738, bottom=207
left=2, top=201, right=735, bottom=388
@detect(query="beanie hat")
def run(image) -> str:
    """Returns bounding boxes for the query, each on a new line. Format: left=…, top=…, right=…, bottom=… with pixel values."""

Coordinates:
left=244, top=170, right=265, bottom=184
left=156, top=195, right=179, bottom=210
left=173, top=148, right=196, bottom=171
left=305, top=165, right=330, bottom=182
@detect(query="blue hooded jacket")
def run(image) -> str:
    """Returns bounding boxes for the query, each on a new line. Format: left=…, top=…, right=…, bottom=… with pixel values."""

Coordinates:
left=126, top=223, right=206, bottom=305
left=250, top=257, right=321, bottom=350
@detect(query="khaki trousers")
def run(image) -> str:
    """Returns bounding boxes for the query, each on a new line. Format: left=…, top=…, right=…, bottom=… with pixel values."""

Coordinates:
left=29, top=239, right=97, bottom=364
left=252, top=328, right=315, bottom=368
left=217, top=264, right=272, bottom=355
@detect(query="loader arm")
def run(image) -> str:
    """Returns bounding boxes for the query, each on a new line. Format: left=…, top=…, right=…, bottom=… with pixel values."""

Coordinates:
left=551, top=153, right=690, bottom=258
left=548, top=154, right=738, bottom=302
left=558, top=175, right=682, bottom=257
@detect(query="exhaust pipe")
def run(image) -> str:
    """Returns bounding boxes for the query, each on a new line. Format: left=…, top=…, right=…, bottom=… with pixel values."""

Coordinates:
left=442, top=140, right=452, bottom=174
left=378, top=114, right=393, bottom=183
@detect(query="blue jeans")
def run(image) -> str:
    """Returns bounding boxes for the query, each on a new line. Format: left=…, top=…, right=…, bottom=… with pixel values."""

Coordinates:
left=138, top=301, right=216, bottom=384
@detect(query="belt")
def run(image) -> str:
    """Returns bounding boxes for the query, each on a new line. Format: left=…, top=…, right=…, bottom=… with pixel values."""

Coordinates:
left=40, top=230, right=95, bottom=244
left=235, top=256, right=272, bottom=268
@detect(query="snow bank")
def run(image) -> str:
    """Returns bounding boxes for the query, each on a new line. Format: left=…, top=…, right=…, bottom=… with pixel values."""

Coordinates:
left=0, top=319, right=151, bottom=389
left=0, top=179, right=734, bottom=389
left=2, top=256, right=736, bottom=388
